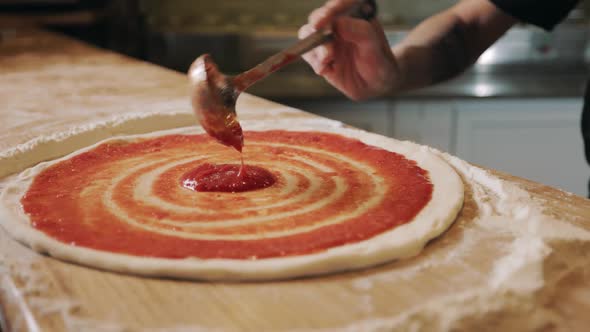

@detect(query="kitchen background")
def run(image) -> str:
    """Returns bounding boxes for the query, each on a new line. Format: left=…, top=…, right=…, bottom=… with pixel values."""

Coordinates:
left=1, top=0, right=589, bottom=196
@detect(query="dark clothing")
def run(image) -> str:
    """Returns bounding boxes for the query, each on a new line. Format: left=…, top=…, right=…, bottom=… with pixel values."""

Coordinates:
left=490, top=0, right=579, bottom=30
left=489, top=0, right=589, bottom=196
left=584, top=83, right=590, bottom=164
left=583, top=82, right=590, bottom=195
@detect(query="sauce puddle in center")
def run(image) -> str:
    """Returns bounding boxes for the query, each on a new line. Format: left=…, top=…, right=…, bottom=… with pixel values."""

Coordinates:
left=181, top=162, right=275, bottom=193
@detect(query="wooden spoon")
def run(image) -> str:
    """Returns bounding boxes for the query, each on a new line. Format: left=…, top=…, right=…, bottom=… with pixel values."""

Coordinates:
left=188, top=0, right=376, bottom=152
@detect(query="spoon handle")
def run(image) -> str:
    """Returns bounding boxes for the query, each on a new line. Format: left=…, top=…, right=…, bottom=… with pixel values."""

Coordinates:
left=233, top=0, right=377, bottom=91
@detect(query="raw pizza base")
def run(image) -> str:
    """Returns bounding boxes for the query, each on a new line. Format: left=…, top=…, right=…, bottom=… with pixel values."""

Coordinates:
left=0, top=123, right=463, bottom=281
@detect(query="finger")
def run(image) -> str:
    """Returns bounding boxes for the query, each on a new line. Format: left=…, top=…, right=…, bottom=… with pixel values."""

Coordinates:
left=298, top=25, right=319, bottom=67
left=298, top=24, right=336, bottom=75
left=298, top=23, right=315, bottom=39
left=302, top=52, right=322, bottom=75
left=318, top=41, right=335, bottom=68
left=302, top=44, right=335, bottom=75
left=298, top=24, right=321, bottom=65
left=308, top=0, right=359, bottom=30
left=308, top=7, right=332, bottom=31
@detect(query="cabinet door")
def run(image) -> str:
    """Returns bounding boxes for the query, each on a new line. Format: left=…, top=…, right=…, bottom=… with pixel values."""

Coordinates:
left=283, top=100, right=391, bottom=136
left=389, top=100, right=454, bottom=153
left=455, top=99, right=587, bottom=196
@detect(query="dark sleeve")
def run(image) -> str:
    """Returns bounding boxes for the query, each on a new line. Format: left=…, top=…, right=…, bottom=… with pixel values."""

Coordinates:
left=488, top=0, right=580, bottom=30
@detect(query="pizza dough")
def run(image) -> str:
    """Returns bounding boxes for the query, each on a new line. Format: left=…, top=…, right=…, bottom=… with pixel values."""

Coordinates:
left=0, top=125, right=463, bottom=281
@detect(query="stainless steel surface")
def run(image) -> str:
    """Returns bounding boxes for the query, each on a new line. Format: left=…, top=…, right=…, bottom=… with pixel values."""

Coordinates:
left=145, top=24, right=590, bottom=99
left=247, top=69, right=589, bottom=100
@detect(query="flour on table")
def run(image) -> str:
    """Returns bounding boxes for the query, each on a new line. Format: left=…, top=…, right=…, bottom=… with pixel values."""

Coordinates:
left=331, top=151, right=590, bottom=332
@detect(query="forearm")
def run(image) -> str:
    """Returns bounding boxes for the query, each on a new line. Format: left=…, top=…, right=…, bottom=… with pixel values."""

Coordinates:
left=392, top=13, right=473, bottom=90
left=391, top=0, right=516, bottom=91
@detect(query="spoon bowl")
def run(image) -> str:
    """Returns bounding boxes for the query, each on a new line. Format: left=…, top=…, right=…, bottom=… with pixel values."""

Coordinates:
left=189, top=54, right=243, bottom=152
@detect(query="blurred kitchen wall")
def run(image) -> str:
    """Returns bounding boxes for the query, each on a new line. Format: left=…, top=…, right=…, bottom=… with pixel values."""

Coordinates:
left=139, top=0, right=458, bottom=32
left=0, top=0, right=459, bottom=72
left=138, top=0, right=459, bottom=72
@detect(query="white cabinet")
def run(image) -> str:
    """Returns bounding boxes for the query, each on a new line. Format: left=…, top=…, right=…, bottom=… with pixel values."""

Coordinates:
left=283, top=100, right=391, bottom=137
left=454, top=99, right=587, bottom=196
left=389, top=100, right=454, bottom=153
left=390, top=98, right=588, bottom=197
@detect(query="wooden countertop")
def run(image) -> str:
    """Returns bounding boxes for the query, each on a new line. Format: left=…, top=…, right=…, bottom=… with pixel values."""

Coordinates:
left=1, top=29, right=589, bottom=331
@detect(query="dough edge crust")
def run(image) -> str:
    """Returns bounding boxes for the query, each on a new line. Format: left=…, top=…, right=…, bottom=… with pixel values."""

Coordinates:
left=0, top=121, right=464, bottom=281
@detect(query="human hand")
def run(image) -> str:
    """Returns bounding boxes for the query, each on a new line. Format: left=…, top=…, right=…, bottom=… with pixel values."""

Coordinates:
left=298, top=0, right=401, bottom=100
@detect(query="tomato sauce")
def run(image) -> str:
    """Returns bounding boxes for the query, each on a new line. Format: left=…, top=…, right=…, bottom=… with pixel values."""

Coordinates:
left=181, top=163, right=275, bottom=192
left=21, top=131, right=433, bottom=260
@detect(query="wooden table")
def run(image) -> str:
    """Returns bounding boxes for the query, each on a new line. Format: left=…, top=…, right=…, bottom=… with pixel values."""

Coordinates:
left=1, top=30, right=589, bottom=332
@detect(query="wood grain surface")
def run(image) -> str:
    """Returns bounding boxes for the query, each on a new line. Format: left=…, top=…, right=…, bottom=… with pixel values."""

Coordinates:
left=1, top=30, right=589, bottom=332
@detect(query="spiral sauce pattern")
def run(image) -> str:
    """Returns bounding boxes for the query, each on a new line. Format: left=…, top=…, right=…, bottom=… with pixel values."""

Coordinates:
left=21, top=131, right=433, bottom=259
